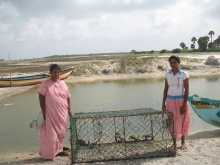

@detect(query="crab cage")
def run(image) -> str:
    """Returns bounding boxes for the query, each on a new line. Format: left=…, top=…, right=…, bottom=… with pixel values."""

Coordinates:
left=69, top=108, right=176, bottom=164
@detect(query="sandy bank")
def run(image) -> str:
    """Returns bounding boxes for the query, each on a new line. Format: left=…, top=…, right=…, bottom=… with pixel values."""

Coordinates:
left=64, top=67, right=220, bottom=83
left=0, top=86, right=37, bottom=101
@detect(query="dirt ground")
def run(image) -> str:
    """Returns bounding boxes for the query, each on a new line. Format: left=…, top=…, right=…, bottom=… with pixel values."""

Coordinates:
left=0, top=129, right=219, bottom=165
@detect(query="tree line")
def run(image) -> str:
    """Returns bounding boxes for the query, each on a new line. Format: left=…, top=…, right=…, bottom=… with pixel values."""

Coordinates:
left=180, top=31, right=220, bottom=52
left=133, top=30, right=220, bottom=54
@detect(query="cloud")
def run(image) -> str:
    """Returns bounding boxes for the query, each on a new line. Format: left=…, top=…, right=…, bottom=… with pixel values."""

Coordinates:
left=0, top=0, right=219, bottom=60
left=7, top=0, right=177, bottom=18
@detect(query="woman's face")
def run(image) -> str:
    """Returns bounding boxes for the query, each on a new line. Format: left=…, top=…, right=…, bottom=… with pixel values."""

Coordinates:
left=50, top=68, right=60, bottom=81
left=169, top=58, right=179, bottom=70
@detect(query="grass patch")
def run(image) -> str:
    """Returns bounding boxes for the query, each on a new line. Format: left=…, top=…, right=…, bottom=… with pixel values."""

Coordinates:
left=113, top=57, right=156, bottom=74
left=117, top=58, right=144, bottom=73
left=180, top=64, right=190, bottom=70
left=72, top=61, right=104, bottom=76
left=188, top=58, right=198, bottom=62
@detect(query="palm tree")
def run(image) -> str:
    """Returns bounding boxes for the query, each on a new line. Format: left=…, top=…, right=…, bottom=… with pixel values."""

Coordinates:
left=191, top=44, right=195, bottom=50
left=205, top=36, right=209, bottom=42
left=191, top=37, right=197, bottom=49
left=208, top=31, right=215, bottom=43
left=180, top=42, right=186, bottom=50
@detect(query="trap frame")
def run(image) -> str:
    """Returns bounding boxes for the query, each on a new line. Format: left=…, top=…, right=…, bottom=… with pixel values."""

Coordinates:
left=70, top=108, right=176, bottom=164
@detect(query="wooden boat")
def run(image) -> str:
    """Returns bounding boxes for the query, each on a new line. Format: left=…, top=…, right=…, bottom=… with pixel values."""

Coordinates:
left=0, top=67, right=73, bottom=87
left=188, top=94, right=220, bottom=128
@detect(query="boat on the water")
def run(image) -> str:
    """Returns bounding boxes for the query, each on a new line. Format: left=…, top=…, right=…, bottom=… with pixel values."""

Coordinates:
left=0, top=67, right=73, bottom=87
left=188, top=94, right=220, bottom=128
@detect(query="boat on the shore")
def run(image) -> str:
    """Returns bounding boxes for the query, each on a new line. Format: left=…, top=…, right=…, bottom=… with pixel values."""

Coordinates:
left=188, top=94, right=220, bottom=128
left=0, top=67, right=73, bottom=87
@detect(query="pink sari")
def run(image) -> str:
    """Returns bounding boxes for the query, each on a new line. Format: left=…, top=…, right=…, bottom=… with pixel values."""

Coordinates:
left=166, top=98, right=190, bottom=138
left=37, top=79, right=70, bottom=160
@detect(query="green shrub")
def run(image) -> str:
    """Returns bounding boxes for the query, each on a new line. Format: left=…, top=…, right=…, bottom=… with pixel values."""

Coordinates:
left=102, top=69, right=109, bottom=74
left=113, top=68, right=122, bottom=73
left=192, top=49, right=200, bottom=52
left=207, top=47, right=220, bottom=52
left=172, top=48, right=182, bottom=53
left=157, top=65, right=164, bottom=70
left=189, top=59, right=198, bottom=62
left=160, top=49, right=167, bottom=53
left=136, top=68, right=146, bottom=73
left=180, top=64, right=190, bottom=70
left=134, top=51, right=148, bottom=54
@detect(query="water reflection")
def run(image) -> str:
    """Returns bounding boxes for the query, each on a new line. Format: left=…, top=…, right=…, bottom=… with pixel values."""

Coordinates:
left=204, top=75, right=220, bottom=82
left=189, top=75, right=220, bottom=99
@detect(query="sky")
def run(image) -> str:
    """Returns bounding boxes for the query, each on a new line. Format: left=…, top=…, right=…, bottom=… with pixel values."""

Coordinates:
left=0, top=0, right=220, bottom=60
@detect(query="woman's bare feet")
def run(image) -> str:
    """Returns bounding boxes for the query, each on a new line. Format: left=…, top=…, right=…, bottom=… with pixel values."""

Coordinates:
left=56, top=151, right=70, bottom=156
left=168, top=138, right=177, bottom=151
left=181, top=136, right=187, bottom=150
left=168, top=144, right=175, bottom=150
left=63, top=147, right=70, bottom=151
left=181, top=143, right=187, bottom=150
left=168, top=145, right=174, bottom=151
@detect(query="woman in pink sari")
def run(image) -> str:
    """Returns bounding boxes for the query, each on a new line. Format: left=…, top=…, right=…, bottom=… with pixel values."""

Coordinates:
left=37, top=64, right=72, bottom=160
left=162, top=55, right=190, bottom=150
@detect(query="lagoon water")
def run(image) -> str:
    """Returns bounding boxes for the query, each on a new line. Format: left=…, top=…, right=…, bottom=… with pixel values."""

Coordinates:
left=0, top=75, right=220, bottom=154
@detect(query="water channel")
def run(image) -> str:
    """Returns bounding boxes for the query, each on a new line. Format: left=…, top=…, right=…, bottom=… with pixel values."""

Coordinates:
left=0, top=75, right=220, bottom=154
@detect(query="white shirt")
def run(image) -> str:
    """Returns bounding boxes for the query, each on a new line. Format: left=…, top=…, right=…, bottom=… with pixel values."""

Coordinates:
left=165, top=69, right=189, bottom=97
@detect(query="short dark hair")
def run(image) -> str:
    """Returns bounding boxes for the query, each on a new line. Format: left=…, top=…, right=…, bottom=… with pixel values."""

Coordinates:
left=49, top=63, right=61, bottom=73
left=169, top=55, right=180, bottom=63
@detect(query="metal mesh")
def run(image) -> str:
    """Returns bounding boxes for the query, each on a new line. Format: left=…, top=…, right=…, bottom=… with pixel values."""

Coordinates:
left=69, top=108, right=176, bottom=163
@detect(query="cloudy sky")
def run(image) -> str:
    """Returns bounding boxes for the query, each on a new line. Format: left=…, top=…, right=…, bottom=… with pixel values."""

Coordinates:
left=0, top=0, right=219, bottom=60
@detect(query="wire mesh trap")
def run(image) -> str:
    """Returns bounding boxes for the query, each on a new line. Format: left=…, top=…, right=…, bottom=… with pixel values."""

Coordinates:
left=69, top=108, right=176, bottom=164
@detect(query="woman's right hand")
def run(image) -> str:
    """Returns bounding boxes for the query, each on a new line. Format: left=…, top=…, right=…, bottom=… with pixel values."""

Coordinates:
left=68, top=111, right=72, bottom=117
left=162, top=104, right=166, bottom=111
